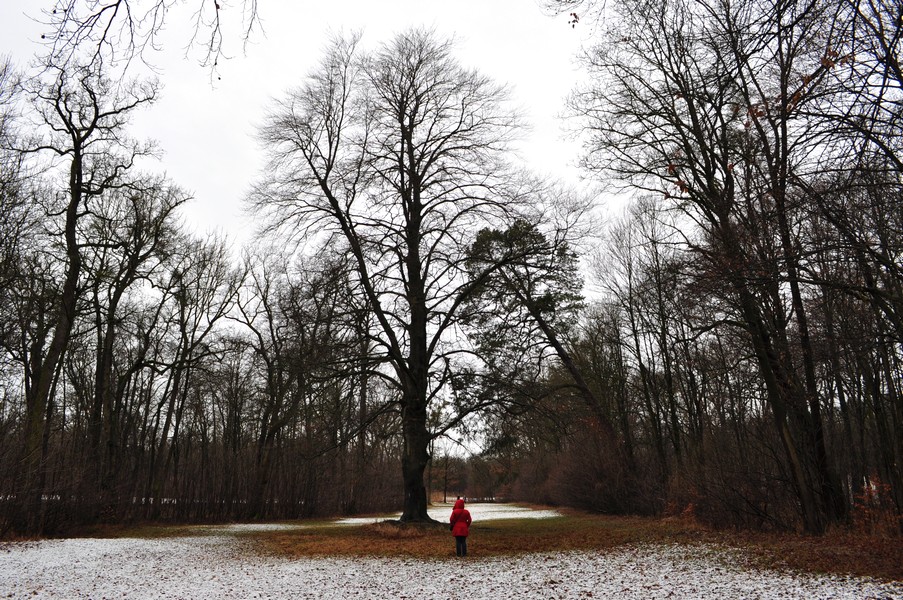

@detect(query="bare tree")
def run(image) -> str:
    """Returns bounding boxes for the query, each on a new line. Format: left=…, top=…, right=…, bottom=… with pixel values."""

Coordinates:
left=0, top=58, right=34, bottom=334
left=11, top=64, right=156, bottom=532
left=251, top=29, right=523, bottom=522
left=570, top=0, right=852, bottom=532
left=230, top=248, right=364, bottom=518
left=80, top=178, right=187, bottom=513
left=829, top=0, right=903, bottom=172
left=144, top=233, right=241, bottom=517
left=39, top=0, right=262, bottom=74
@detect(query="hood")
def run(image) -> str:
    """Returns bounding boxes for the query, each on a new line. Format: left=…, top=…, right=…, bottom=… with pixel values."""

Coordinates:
left=453, top=499, right=465, bottom=510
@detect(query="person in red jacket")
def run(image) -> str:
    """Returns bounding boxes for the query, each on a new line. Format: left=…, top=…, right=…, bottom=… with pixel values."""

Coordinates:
left=449, top=498, right=472, bottom=557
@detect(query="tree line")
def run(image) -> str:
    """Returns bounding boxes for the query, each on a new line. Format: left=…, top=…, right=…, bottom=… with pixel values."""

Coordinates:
left=486, top=0, right=902, bottom=535
left=1, top=0, right=901, bottom=537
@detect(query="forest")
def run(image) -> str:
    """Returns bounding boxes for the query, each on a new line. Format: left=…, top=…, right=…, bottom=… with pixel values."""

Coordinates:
left=0, top=0, right=901, bottom=538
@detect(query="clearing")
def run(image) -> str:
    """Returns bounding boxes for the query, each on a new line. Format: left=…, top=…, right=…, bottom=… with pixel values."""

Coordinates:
left=2, top=503, right=901, bottom=599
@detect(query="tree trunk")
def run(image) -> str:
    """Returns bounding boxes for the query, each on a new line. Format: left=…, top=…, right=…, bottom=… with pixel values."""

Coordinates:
left=399, top=400, right=433, bottom=522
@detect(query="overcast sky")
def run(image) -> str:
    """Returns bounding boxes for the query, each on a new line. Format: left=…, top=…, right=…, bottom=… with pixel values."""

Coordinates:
left=0, top=1, right=591, bottom=248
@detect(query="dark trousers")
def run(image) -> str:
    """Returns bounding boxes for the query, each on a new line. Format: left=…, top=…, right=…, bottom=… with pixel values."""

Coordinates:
left=455, top=535, right=467, bottom=557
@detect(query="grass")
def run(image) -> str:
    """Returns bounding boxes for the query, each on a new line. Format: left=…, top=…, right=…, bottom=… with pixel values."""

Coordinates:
left=722, top=528, right=903, bottom=583
left=252, top=509, right=903, bottom=582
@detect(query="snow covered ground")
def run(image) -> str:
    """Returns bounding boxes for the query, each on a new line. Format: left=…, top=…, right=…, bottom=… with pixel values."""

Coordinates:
left=2, top=505, right=901, bottom=599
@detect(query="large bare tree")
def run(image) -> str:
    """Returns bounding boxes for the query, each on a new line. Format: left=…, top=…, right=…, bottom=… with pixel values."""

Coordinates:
left=251, top=29, right=522, bottom=521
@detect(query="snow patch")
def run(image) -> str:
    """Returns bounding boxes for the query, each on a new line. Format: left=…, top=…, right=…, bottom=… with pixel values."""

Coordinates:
left=208, top=523, right=309, bottom=533
left=334, top=502, right=562, bottom=525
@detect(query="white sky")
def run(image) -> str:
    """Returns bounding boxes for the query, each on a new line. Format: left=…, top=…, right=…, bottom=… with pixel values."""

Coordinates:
left=0, top=1, right=591, bottom=249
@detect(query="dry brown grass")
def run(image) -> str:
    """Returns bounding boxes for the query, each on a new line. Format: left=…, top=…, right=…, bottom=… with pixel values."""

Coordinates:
left=52, top=509, right=902, bottom=582
left=253, top=510, right=903, bottom=582
left=256, top=511, right=696, bottom=560
left=721, top=528, right=903, bottom=583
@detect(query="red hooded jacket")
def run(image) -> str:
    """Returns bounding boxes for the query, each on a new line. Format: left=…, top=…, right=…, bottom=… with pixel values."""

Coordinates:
left=449, top=499, right=472, bottom=537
